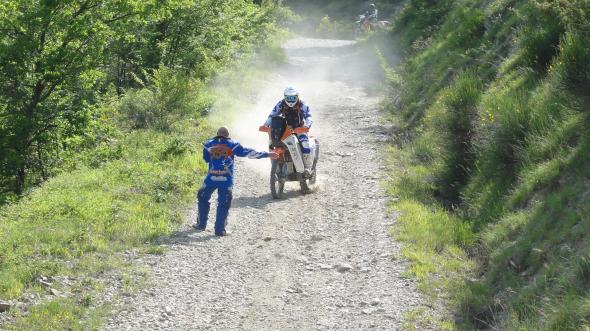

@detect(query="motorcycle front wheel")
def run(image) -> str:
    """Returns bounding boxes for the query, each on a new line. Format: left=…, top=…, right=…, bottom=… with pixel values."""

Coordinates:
left=353, top=26, right=361, bottom=39
left=300, top=179, right=310, bottom=194
left=270, top=160, right=285, bottom=199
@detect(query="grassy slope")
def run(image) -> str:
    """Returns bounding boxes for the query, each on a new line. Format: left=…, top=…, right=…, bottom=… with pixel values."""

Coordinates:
left=0, top=95, right=210, bottom=329
left=383, top=0, right=590, bottom=329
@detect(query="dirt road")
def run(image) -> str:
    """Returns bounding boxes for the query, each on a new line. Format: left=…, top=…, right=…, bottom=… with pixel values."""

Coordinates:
left=105, top=38, right=424, bottom=330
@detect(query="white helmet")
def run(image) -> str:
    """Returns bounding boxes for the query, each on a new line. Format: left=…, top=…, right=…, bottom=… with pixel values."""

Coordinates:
left=283, top=86, right=299, bottom=107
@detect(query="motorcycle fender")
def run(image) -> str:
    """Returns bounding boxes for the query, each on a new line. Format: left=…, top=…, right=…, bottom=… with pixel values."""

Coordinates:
left=283, top=135, right=305, bottom=173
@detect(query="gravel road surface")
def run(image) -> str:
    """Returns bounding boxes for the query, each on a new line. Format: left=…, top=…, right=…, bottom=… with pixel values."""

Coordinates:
left=104, top=38, right=425, bottom=330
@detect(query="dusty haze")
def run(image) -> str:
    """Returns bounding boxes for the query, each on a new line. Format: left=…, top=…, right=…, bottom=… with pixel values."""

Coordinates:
left=209, top=37, right=383, bottom=180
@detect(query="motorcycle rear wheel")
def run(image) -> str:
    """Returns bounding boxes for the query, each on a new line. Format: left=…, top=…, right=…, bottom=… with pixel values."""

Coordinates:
left=270, top=160, right=285, bottom=199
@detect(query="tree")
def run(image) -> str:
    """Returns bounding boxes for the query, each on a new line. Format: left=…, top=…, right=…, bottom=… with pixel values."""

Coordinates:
left=0, top=0, right=283, bottom=195
left=0, top=0, right=148, bottom=193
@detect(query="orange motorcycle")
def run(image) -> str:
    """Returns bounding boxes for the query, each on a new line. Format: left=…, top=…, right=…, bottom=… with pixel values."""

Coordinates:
left=354, top=14, right=372, bottom=37
left=259, top=116, right=319, bottom=199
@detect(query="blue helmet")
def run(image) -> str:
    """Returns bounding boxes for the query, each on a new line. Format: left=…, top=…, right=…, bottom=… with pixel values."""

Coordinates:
left=284, top=86, right=299, bottom=107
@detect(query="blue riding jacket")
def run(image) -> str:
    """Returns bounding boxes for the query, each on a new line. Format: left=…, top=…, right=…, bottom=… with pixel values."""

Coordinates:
left=264, top=100, right=313, bottom=129
left=202, top=136, right=269, bottom=188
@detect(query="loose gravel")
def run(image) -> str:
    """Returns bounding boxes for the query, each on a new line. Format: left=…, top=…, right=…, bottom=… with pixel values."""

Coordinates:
left=104, top=38, right=427, bottom=330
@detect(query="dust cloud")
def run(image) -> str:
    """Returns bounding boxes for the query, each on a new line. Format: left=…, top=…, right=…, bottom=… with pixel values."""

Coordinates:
left=208, top=35, right=385, bottom=180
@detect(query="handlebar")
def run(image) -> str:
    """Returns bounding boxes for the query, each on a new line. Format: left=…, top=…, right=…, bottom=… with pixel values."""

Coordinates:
left=259, top=126, right=309, bottom=135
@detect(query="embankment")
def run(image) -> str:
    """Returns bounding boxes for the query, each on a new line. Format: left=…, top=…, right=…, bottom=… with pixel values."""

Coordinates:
left=383, top=1, right=590, bottom=329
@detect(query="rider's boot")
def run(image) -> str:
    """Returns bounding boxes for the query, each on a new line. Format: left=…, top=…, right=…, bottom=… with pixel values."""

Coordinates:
left=303, top=153, right=314, bottom=178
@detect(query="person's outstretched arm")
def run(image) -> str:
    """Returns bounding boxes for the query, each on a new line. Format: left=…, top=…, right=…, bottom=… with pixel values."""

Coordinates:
left=233, top=144, right=269, bottom=159
left=233, top=144, right=277, bottom=159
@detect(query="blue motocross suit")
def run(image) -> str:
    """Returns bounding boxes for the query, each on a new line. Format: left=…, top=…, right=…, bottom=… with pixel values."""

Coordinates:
left=196, top=136, right=269, bottom=235
left=264, top=100, right=313, bottom=153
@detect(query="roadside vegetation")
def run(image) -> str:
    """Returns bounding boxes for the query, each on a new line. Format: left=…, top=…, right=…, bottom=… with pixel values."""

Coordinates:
left=382, top=0, right=590, bottom=329
left=3, top=0, right=589, bottom=329
left=0, top=0, right=291, bottom=328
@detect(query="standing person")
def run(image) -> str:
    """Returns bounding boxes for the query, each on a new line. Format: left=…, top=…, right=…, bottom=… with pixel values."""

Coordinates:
left=194, top=127, right=277, bottom=236
left=263, top=87, right=315, bottom=177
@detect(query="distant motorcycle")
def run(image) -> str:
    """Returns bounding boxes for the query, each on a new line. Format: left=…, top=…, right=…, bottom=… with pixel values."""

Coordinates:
left=259, top=116, right=319, bottom=199
left=354, top=15, right=391, bottom=38
left=354, top=14, right=371, bottom=37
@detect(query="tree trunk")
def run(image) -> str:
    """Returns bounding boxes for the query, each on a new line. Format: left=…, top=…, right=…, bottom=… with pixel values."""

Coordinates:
left=15, top=164, right=26, bottom=194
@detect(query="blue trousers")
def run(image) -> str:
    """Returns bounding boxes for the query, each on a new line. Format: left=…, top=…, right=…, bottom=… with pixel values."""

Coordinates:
left=196, top=184, right=233, bottom=235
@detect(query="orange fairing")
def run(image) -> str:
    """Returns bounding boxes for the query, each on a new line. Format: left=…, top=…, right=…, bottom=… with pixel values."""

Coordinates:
left=280, top=126, right=310, bottom=140
left=294, top=127, right=309, bottom=135
left=259, top=125, right=311, bottom=152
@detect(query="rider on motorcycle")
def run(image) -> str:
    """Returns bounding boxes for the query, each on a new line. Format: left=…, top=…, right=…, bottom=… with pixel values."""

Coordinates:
left=363, top=4, right=378, bottom=24
left=263, top=87, right=315, bottom=177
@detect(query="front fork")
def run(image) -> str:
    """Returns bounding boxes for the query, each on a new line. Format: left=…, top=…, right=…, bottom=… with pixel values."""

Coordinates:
left=281, top=163, right=289, bottom=179
left=273, top=159, right=292, bottom=183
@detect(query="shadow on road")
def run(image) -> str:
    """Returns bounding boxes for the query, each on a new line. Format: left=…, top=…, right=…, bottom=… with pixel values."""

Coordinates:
left=153, top=229, right=219, bottom=246
left=232, top=190, right=304, bottom=208
left=152, top=190, right=308, bottom=247
left=232, top=194, right=274, bottom=208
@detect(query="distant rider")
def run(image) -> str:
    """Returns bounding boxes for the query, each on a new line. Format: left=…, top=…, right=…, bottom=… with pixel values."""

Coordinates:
left=363, top=3, right=378, bottom=25
left=263, top=87, right=315, bottom=177
left=194, top=127, right=277, bottom=236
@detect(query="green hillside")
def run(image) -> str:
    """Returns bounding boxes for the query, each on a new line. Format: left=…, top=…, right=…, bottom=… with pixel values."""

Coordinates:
left=383, top=0, right=590, bottom=329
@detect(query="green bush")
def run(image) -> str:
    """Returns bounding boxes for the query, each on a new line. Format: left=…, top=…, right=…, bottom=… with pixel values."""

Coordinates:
left=447, top=6, right=485, bottom=49
left=428, top=71, right=482, bottom=204
left=553, top=31, right=590, bottom=100
left=160, top=137, right=193, bottom=160
left=463, top=76, right=535, bottom=223
left=120, top=67, right=207, bottom=131
left=394, top=0, right=454, bottom=49
left=316, top=15, right=353, bottom=39
left=519, top=3, right=565, bottom=72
